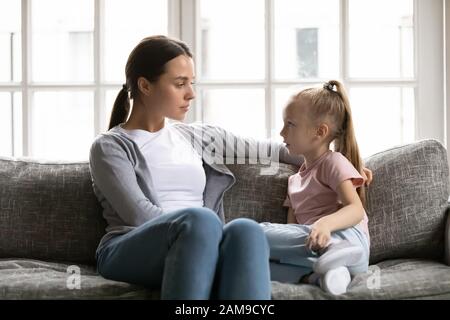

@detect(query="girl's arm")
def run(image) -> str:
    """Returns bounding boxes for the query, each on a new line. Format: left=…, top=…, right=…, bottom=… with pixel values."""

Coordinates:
left=287, top=207, right=297, bottom=224
left=317, top=179, right=364, bottom=231
left=307, top=180, right=364, bottom=250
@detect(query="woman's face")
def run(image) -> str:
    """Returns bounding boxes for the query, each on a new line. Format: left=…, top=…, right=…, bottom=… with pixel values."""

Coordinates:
left=145, top=54, right=196, bottom=121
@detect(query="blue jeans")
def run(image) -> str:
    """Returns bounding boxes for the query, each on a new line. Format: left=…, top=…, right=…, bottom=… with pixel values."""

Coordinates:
left=96, top=207, right=271, bottom=300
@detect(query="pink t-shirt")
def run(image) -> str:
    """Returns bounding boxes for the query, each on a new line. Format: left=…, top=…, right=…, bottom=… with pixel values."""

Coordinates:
left=283, top=150, right=370, bottom=242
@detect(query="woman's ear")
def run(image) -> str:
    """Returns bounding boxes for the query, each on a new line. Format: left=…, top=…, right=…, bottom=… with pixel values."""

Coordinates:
left=137, top=77, right=152, bottom=96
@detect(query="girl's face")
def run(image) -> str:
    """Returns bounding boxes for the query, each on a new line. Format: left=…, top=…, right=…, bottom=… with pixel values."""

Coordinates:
left=145, top=54, right=196, bottom=121
left=279, top=97, right=318, bottom=155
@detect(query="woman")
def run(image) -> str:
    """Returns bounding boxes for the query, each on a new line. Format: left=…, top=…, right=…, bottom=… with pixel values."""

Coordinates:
left=89, top=35, right=299, bottom=299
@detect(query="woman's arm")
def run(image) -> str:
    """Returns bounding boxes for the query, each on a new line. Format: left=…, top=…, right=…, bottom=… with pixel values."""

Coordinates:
left=183, top=123, right=303, bottom=166
left=89, top=137, right=163, bottom=226
left=306, top=180, right=364, bottom=250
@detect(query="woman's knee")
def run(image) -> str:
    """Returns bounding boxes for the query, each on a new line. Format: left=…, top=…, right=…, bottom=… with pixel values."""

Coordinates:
left=175, top=207, right=223, bottom=241
left=224, top=218, right=268, bottom=246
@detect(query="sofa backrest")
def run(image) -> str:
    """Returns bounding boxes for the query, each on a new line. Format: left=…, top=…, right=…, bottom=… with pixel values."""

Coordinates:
left=363, top=139, right=449, bottom=263
left=0, top=139, right=448, bottom=266
left=0, top=158, right=106, bottom=265
left=223, top=161, right=296, bottom=224
left=225, top=139, right=449, bottom=264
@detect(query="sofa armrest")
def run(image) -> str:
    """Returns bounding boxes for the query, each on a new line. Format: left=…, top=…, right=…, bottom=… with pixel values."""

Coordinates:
left=446, top=205, right=450, bottom=266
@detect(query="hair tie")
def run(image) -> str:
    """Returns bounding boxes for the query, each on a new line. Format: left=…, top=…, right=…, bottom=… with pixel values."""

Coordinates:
left=323, top=82, right=335, bottom=92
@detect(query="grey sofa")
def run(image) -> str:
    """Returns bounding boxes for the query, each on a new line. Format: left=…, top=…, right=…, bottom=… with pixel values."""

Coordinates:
left=0, top=139, right=449, bottom=299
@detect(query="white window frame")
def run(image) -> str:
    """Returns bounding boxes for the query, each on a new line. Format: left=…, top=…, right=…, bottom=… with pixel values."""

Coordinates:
left=180, top=0, right=446, bottom=154
left=445, top=0, right=450, bottom=165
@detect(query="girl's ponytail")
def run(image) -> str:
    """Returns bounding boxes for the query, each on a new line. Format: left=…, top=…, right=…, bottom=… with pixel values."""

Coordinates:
left=108, top=85, right=130, bottom=130
left=328, top=80, right=366, bottom=206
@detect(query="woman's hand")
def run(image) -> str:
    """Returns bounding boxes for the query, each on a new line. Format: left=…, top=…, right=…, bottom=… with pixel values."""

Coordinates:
left=362, top=167, right=373, bottom=186
left=306, top=220, right=331, bottom=252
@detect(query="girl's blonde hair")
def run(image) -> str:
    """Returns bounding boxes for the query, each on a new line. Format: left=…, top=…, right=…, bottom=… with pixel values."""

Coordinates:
left=294, top=80, right=366, bottom=206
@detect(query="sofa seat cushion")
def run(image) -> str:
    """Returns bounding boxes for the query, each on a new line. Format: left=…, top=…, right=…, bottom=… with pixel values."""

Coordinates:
left=271, top=259, right=450, bottom=299
left=0, top=258, right=158, bottom=299
left=2, top=258, right=449, bottom=299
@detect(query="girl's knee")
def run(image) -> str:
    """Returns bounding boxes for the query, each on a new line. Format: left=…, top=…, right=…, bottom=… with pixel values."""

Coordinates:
left=348, top=258, right=370, bottom=275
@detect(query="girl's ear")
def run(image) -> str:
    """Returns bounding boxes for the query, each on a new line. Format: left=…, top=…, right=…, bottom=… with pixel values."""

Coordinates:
left=316, top=123, right=329, bottom=139
left=137, top=77, right=152, bottom=96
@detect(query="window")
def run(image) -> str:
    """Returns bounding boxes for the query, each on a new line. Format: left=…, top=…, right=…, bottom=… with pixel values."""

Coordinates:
left=190, top=0, right=444, bottom=158
left=0, top=0, right=168, bottom=160
left=0, top=0, right=445, bottom=160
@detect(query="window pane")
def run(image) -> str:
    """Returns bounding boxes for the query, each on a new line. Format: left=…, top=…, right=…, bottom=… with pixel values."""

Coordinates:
left=0, top=93, right=13, bottom=156
left=350, top=87, right=415, bottom=158
left=349, top=0, right=414, bottom=78
left=31, top=0, right=94, bottom=82
left=105, top=88, right=121, bottom=130
left=0, top=92, right=20, bottom=157
left=31, top=91, right=94, bottom=160
left=104, top=0, right=168, bottom=82
left=201, top=89, right=265, bottom=139
left=0, top=0, right=21, bottom=82
left=13, top=92, right=22, bottom=156
left=199, top=0, right=265, bottom=80
left=274, top=0, right=339, bottom=80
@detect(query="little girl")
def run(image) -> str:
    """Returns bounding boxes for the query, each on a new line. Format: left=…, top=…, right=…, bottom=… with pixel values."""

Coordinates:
left=261, top=80, right=370, bottom=295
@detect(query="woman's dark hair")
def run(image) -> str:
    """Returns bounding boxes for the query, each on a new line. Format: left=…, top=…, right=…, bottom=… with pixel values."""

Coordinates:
left=108, top=35, right=193, bottom=130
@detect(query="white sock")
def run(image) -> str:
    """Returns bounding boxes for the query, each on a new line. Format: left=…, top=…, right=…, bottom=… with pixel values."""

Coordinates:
left=313, top=240, right=364, bottom=274
left=319, top=266, right=351, bottom=295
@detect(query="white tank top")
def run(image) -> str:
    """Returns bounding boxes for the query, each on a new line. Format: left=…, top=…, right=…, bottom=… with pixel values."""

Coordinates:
left=119, top=122, right=206, bottom=213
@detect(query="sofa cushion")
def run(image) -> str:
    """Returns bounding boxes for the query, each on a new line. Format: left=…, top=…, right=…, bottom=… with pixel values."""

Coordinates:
left=364, top=140, right=449, bottom=264
left=223, top=161, right=297, bottom=223
left=271, top=259, right=450, bottom=299
left=0, top=158, right=106, bottom=265
left=2, top=258, right=449, bottom=300
left=0, top=258, right=156, bottom=299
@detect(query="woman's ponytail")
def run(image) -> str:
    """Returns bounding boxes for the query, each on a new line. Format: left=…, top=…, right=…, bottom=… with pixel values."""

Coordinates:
left=108, top=85, right=130, bottom=130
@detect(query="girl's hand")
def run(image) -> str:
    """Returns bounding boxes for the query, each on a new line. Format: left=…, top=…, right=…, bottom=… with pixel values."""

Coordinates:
left=306, top=221, right=331, bottom=252
left=362, top=167, right=373, bottom=186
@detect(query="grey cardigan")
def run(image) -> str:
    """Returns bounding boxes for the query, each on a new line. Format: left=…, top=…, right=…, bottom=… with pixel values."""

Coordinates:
left=89, top=122, right=302, bottom=251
